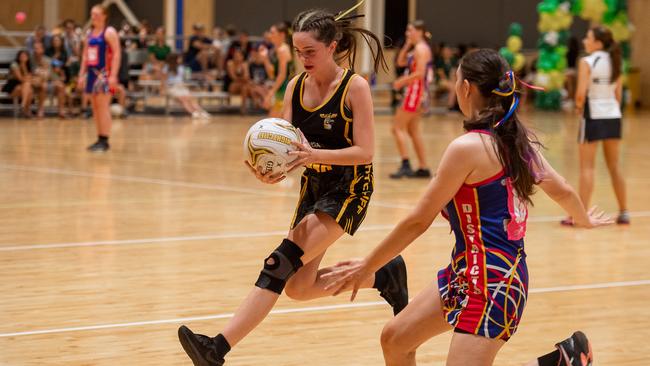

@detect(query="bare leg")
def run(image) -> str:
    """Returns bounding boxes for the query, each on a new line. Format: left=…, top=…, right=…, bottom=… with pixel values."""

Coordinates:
left=578, top=142, right=598, bottom=209
left=381, top=281, right=452, bottom=366
left=93, top=93, right=112, bottom=136
left=221, top=212, right=375, bottom=347
left=602, top=139, right=627, bottom=212
left=177, top=96, right=197, bottom=114
left=36, top=85, right=46, bottom=117
left=391, top=108, right=413, bottom=160
left=406, top=112, right=428, bottom=169
left=446, top=333, right=504, bottom=366
left=55, top=81, right=66, bottom=116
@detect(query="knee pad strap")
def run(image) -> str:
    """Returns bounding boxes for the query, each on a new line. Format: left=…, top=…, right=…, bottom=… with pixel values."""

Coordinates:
left=255, top=239, right=304, bottom=294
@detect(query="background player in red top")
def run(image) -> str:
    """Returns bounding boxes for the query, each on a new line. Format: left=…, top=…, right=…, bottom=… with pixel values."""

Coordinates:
left=389, top=20, right=433, bottom=179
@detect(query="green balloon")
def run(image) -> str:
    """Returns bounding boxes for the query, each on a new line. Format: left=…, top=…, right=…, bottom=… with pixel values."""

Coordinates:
left=537, top=36, right=554, bottom=51
left=557, top=57, right=567, bottom=70
left=537, top=0, right=560, bottom=13
left=558, top=30, right=570, bottom=45
left=555, top=45, right=568, bottom=56
left=509, top=22, right=523, bottom=37
left=571, top=0, right=584, bottom=15
left=499, top=47, right=514, bottom=64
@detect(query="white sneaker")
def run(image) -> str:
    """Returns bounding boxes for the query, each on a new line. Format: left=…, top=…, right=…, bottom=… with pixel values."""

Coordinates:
left=199, top=111, right=211, bottom=119
left=191, top=111, right=201, bottom=119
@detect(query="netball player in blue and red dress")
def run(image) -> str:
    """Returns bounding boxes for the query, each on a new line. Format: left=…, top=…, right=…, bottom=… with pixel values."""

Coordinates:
left=389, top=20, right=433, bottom=179
left=325, top=49, right=611, bottom=366
left=78, top=5, right=121, bottom=152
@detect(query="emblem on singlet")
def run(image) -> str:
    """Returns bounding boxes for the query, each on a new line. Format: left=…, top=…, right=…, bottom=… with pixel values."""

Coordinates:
left=320, top=113, right=338, bottom=130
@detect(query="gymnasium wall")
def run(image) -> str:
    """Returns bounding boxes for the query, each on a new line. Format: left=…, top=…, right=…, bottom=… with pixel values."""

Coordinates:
left=214, top=0, right=354, bottom=35
left=629, top=0, right=649, bottom=107
left=87, top=0, right=164, bottom=29
left=0, top=0, right=84, bottom=46
left=416, top=0, right=589, bottom=49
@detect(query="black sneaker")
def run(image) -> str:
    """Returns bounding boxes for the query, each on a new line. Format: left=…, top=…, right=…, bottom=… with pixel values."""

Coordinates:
left=555, top=331, right=593, bottom=366
left=377, top=255, right=408, bottom=315
left=86, top=141, right=109, bottom=153
left=178, top=326, right=225, bottom=366
left=616, top=211, right=630, bottom=225
left=410, top=168, right=431, bottom=178
left=83, top=109, right=92, bottom=119
left=389, top=165, right=414, bottom=179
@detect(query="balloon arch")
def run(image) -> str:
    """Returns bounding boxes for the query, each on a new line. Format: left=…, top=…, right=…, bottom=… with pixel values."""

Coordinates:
left=499, top=0, right=633, bottom=110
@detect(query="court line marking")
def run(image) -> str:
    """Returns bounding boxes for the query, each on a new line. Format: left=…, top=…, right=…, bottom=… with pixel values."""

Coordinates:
left=2, top=211, right=649, bottom=252
left=0, top=279, right=648, bottom=338
left=0, top=163, right=414, bottom=210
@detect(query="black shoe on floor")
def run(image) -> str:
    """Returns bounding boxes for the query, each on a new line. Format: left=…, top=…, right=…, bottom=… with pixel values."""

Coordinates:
left=389, top=165, right=414, bottom=179
left=555, top=331, right=593, bottom=366
left=178, top=326, right=225, bottom=366
left=86, top=140, right=109, bottom=153
left=376, top=255, right=408, bottom=315
left=410, top=168, right=431, bottom=178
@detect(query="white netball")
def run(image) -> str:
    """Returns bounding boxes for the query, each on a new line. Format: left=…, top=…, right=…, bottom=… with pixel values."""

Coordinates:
left=244, top=118, right=301, bottom=175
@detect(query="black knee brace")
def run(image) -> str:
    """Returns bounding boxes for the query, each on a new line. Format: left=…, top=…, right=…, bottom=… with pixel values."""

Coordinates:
left=255, top=239, right=304, bottom=294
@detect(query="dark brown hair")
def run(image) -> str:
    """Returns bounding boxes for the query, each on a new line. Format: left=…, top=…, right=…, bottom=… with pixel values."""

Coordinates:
left=590, top=25, right=622, bottom=82
left=460, top=49, right=544, bottom=204
left=292, top=8, right=387, bottom=72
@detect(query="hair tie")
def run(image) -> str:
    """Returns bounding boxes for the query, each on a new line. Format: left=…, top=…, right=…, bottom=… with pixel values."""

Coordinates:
left=492, top=71, right=545, bottom=128
left=335, top=0, right=365, bottom=21
left=492, top=71, right=516, bottom=97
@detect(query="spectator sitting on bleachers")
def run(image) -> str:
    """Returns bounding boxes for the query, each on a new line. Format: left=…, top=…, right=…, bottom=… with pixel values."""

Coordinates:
left=140, top=27, right=171, bottom=82
left=227, top=30, right=253, bottom=61
left=119, top=22, right=139, bottom=51
left=2, top=50, right=34, bottom=117
left=26, top=25, right=52, bottom=54
left=247, top=44, right=273, bottom=110
left=434, top=43, right=458, bottom=110
left=224, top=47, right=251, bottom=114
left=137, top=20, right=151, bottom=49
left=163, top=53, right=210, bottom=119
left=184, top=23, right=213, bottom=74
left=47, top=35, right=69, bottom=81
left=62, top=19, right=82, bottom=59
left=31, top=41, right=66, bottom=118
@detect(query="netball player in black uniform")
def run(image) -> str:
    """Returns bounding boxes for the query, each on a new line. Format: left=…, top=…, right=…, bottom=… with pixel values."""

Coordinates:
left=177, top=4, right=408, bottom=366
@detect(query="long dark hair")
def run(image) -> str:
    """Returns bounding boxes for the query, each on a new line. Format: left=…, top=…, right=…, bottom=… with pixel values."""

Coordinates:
left=292, top=8, right=387, bottom=72
left=460, top=49, right=543, bottom=204
left=14, top=50, right=32, bottom=73
left=591, top=25, right=622, bottom=82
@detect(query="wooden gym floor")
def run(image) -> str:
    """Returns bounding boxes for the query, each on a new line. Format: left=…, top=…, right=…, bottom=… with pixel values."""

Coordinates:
left=0, top=108, right=648, bottom=365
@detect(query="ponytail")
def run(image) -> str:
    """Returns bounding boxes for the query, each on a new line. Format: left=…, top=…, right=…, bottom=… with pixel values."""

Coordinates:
left=292, top=3, right=387, bottom=72
left=460, top=49, right=545, bottom=205
left=591, top=26, right=622, bottom=82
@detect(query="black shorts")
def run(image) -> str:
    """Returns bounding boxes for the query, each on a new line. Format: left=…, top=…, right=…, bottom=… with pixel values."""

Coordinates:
left=579, top=101, right=622, bottom=143
left=290, top=164, right=374, bottom=235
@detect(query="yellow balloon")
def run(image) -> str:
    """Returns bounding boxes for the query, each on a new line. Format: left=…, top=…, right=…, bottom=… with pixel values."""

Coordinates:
left=549, top=71, right=565, bottom=90
left=538, top=13, right=554, bottom=33
left=513, top=53, right=526, bottom=72
left=536, top=72, right=551, bottom=89
left=609, top=21, right=631, bottom=42
left=507, top=36, right=523, bottom=53
left=582, top=0, right=606, bottom=22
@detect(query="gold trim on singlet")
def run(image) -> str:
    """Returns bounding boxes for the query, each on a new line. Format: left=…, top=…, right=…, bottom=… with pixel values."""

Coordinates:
left=335, top=165, right=360, bottom=222
left=340, top=74, right=356, bottom=145
left=299, top=69, right=350, bottom=112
